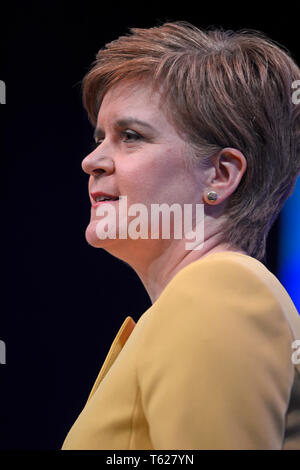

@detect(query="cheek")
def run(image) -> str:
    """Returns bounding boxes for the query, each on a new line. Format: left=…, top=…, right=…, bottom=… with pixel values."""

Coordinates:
left=117, top=161, right=160, bottom=196
left=123, top=169, right=166, bottom=202
left=118, top=147, right=188, bottom=201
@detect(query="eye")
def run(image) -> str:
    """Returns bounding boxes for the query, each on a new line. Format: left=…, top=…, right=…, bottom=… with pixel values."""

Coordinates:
left=90, top=130, right=141, bottom=151
left=120, top=130, right=141, bottom=142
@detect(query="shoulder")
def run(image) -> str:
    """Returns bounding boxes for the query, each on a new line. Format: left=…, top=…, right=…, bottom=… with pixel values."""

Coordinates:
left=139, top=251, right=293, bottom=356
left=136, top=252, right=294, bottom=449
left=156, top=251, right=282, bottom=304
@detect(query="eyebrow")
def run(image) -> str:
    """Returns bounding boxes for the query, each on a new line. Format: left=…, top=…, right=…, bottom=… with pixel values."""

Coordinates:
left=93, top=117, right=156, bottom=140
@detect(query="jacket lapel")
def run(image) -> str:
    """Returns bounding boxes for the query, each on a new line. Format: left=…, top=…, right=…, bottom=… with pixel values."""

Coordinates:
left=86, top=316, right=136, bottom=402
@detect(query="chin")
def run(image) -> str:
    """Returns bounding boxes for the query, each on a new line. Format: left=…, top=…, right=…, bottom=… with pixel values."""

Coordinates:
left=84, top=219, right=136, bottom=251
left=85, top=222, right=119, bottom=249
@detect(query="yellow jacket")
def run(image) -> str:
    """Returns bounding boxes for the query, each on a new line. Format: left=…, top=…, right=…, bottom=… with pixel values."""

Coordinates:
left=61, top=251, right=300, bottom=450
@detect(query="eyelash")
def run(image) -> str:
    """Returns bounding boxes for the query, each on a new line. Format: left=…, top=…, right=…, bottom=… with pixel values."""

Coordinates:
left=90, top=130, right=142, bottom=150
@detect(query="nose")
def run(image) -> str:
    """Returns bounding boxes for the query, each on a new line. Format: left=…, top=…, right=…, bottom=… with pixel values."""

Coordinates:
left=81, top=150, right=115, bottom=176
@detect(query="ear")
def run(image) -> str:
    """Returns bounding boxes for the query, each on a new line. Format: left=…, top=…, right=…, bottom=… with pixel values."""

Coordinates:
left=204, top=147, right=247, bottom=204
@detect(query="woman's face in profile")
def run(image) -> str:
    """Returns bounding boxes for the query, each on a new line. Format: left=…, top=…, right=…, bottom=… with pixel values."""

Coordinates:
left=81, top=80, right=207, bottom=255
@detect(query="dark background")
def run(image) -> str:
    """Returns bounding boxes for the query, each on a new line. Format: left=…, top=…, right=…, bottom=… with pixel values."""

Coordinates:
left=0, top=1, right=299, bottom=450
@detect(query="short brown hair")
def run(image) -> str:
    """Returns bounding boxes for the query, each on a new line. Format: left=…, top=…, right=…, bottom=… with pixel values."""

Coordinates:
left=82, top=21, right=300, bottom=261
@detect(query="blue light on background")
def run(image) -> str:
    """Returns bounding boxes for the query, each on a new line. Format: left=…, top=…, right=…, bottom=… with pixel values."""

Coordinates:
left=278, top=176, right=300, bottom=314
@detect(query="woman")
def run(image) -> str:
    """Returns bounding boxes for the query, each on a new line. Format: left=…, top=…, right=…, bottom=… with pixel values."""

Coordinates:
left=62, top=21, right=300, bottom=450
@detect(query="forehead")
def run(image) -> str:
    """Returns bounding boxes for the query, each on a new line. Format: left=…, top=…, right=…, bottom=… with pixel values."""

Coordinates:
left=97, top=80, right=163, bottom=124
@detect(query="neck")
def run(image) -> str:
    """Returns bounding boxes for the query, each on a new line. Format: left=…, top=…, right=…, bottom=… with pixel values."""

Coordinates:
left=107, top=227, right=246, bottom=304
left=139, top=234, right=245, bottom=304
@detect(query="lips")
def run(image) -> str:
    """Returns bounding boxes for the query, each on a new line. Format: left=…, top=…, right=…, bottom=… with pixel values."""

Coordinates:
left=90, top=191, right=120, bottom=210
left=90, top=191, right=120, bottom=203
left=92, top=199, right=119, bottom=208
